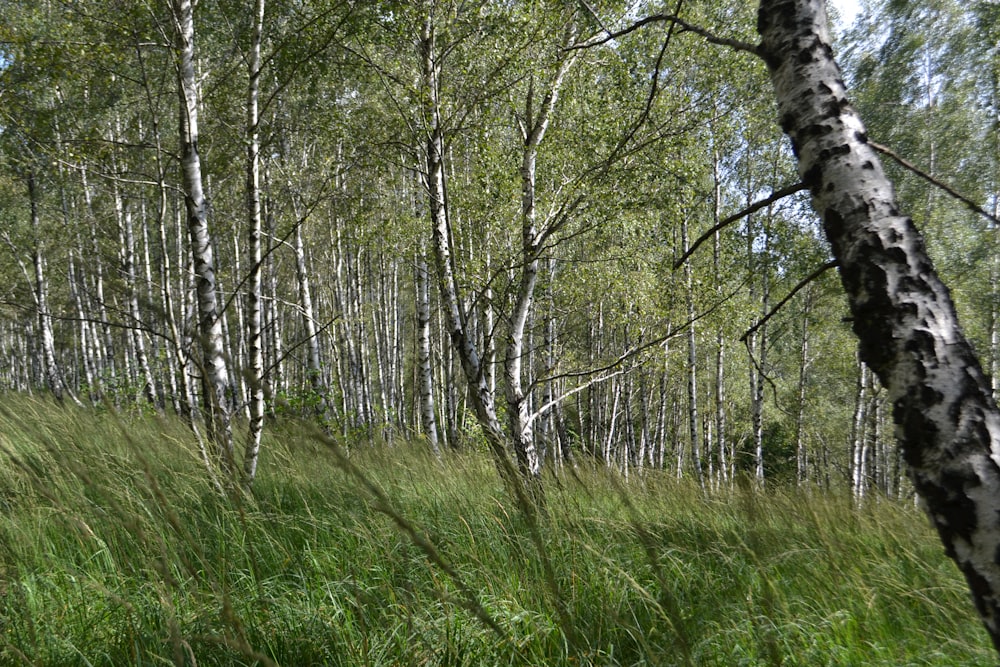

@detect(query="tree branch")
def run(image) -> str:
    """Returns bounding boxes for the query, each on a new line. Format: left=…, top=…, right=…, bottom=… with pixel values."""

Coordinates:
left=871, top=141, right=1000, bottom=228
left=674, top=182, right=807, bottom=268
left=740, top=260, right=838, bottom=343
left=571, top=13, right=759, bottom=57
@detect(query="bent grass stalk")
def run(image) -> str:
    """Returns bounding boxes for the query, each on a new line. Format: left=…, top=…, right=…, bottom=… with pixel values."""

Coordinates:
left=0, top=394, right=991, bottom=665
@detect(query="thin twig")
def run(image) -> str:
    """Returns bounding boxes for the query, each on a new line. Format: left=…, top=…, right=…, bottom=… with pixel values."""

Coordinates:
left=674, top=182, right=808, bottom=269
left=570, top=13, right=759, bottom=56
left=871, top=141, right=1000, bottom=227
left=740, top=260, right=838, bottom=343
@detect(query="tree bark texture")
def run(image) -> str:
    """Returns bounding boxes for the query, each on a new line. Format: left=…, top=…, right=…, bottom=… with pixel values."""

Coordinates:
left=27, top=172, right=64, bottom=402
left=244, top=0, right=266, bottom=485
left=416, top=248, right=440, bottom=454
left=419, top=15, right=513, bottom=484
left=173, top=0, right=233, bottom=468
left=759, top=0, right=1000, bottom=650
left=506, top=43, right=576, bottom=479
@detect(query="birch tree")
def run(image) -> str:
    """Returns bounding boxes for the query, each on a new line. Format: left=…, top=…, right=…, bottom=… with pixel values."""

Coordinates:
left=758, top=0, right=1000, bottom=650
left=172, top=0, right=234, bottom=470
left=243, top=0, right=266, bottom=485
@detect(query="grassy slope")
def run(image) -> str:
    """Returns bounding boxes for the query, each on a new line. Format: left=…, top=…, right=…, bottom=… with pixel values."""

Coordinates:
left=0, top=396, right=990, bottom=666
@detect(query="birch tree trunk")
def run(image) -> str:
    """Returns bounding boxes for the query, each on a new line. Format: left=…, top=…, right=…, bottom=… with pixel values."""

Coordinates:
left=415, top=246, right=440, bottom=454
left=243, top=0, right=266, bottom=485
left=850, top=356, right=869, bottom=502
left=682, top=218, right=705, bottom=488
left=27, top=171, right=64, bottom=402
left=505, top=41, right=576, bottom=479
left=173, top=0, right=233, bottom=470
left=795, top=286, right=813, bottom=486
left=81, top=168, right=115, bottom=386
left=419, top=14, right=516, bottom=487
left=759, top=0, right=1000, bottom=650
left=107, top=117, right=159, bottom=409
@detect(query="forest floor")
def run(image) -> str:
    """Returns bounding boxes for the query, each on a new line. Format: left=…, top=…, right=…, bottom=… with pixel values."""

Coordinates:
left=0, top=395, right=991, bottom=666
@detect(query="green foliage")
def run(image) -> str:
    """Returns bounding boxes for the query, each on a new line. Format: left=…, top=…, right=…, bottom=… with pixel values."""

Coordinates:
left=0, top=396, right=991, bottom=665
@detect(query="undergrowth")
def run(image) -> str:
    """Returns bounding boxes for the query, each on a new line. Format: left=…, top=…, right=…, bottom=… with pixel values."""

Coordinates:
left=0, top=395, right=991, bottom=665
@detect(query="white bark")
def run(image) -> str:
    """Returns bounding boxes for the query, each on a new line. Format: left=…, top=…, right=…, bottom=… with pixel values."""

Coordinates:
left=795, top=287, right=813, bottom=486
left=416, top=247, right=440, bottom=453
left=244, top=0, right=266, bottom=485
left=27, top=172, right=64, bottom=402
left=682, top=218, right=705, bottom=488
left=173, top=0, right=233, bottom=468
left=505, top=57, right=575, bottom=478
left=760, top=0, right=1000, bottom=650
left=109, top=128, right=159, bottom=409
left=419, top=15, right=515, bottom=484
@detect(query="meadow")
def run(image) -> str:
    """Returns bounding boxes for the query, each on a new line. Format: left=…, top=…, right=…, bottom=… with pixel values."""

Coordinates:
left=0, top=395, right=991, bottom=666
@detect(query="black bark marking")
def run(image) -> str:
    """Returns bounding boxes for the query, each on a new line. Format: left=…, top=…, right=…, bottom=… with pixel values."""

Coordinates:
left=884, top=246, right=907, bottom=266
left=919, top=383, right=944, bottom=407
left=818, top=143, right=850, bottom=161
left=803, top=122, right=833, bottom=138
left=904, top=329, right=936, bottom=361
left=803, top=163, right=823, bottom=191
left=964, top=565, right=995, bottom=621
left=938, top=467, right=981, bottom=540
left=824, top=97, right=849, bottom=117
left=823, top=207, right=844, bottom=239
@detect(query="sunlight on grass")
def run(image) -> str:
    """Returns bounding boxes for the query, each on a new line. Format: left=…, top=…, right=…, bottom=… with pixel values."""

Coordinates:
left=0, top=395, right=990, bottom=665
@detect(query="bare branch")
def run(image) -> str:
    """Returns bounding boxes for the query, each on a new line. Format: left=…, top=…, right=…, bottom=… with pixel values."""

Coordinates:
left=571, top=13, right=759, bottom=57
left=674, top=182, right=807, bottom=268
left=871, top=141, right=1000, bottom=228
left=740, top=260, right=838, bottom=343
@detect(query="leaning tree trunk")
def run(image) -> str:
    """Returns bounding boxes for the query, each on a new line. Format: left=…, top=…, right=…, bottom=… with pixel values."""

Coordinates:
left=173, top=0, right=233, bottom=471
left=759, top=0, right=1000, bottom=651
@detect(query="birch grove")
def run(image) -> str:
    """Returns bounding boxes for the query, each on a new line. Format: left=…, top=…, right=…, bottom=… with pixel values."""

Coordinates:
left=0, top=0, right=995, bottom=550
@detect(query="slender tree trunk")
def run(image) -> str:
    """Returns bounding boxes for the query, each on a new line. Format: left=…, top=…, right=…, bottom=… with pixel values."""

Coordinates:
left=108, top=122, right=159, bottom=409
left=760, top=0, right=1000, bottom=650
left=420, top=15, right=512, bottom=485
left=850, top=353, right=869, bottom=501
left=173, top=0, right=233, bottom=470
left=81, top=168, right=115, bottom=387
left=416, top=246, right=440, bottom=453
left=244, top=0, right=266, bottom=485
left=682, top=219, right=705, bottom=488
left=506, top=56, right=574, bottom=478
left=795, top=287, right=813, bottom=486
left=27, top=172, right=64, bottom=402
left=710, top=149, right=729, bottom=487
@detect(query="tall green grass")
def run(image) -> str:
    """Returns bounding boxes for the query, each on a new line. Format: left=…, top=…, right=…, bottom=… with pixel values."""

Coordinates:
left=0, top=395, right=991, bottom=665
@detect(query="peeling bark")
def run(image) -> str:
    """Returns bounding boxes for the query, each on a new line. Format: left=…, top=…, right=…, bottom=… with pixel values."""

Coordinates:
left=759, top=0, right=1000, bottom=650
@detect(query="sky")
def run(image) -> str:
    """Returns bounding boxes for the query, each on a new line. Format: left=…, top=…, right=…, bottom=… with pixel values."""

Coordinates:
left=829, top=0, right=862, bottom=26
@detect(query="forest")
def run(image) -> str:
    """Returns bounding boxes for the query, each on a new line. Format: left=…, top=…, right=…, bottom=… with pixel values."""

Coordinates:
left=2, top=0, right=1000, bottom=663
